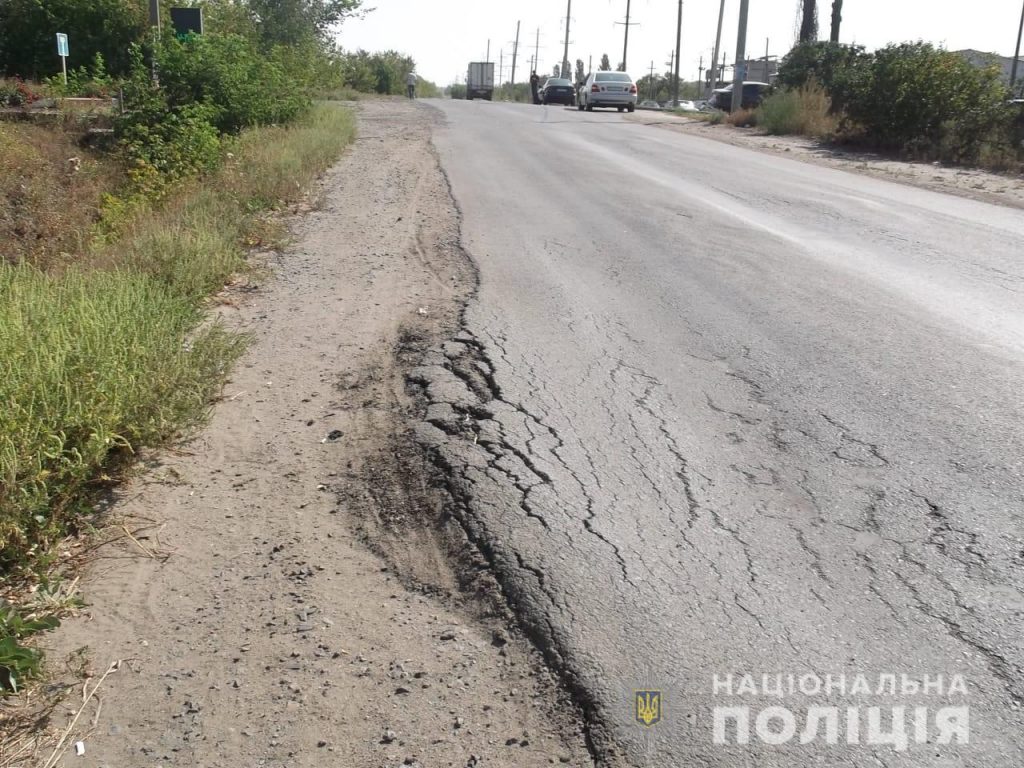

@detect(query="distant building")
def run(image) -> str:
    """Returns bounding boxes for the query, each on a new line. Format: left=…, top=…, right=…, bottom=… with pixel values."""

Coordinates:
left=707, top=57, right=778, bottom=90
left=954, top=49, right=1018, bottom=84
left=741, top=57, right=779, bottom=84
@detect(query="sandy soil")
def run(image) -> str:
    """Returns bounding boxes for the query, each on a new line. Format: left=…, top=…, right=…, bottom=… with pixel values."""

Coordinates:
left=631, top=112, right=1024, bottom=209
left=31, top=99, right=593, bottom=768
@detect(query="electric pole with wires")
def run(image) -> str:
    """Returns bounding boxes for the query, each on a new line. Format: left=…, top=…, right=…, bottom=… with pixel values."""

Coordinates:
left=1012, top=0, right=1024, bottom=90
left=730, top=0, right=749, bottom=112
left=511, top=21, right=521, bottom=87
left=708, top=0, right=725, bottom=97
left=562, top=0, right=572, bottom=81
left=614, top=0, right=639, bottom=71
left=672, top=0, right=683, bottom=105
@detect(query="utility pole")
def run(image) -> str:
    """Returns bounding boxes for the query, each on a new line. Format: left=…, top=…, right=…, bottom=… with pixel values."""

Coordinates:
left=672, top=0, right=683, bottom=104
left=709, top=0, right=726, bottom=97
left=535, top=28, right=540, bottom=74
left=562, top=0, right=572, bottom=81
left=648, top=60, right=656, bottom=100
left=486, top=39, right=490, bottom=64
left=698, top=55, right=704, bottom=97
left=511, top=21, right=521, bottom=87
left=1013, top=0, right=1024, bottom=90
left=614, top=0, right=638, bottom=71
left=730, top=0, right=749, bottom=112
left=764, top=37, right=769, bottom=82
left=500, top=50, right=504, bottom=89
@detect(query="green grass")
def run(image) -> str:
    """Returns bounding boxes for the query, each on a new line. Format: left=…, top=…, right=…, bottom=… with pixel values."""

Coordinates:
left=0, top=264, right=246, bottom=570
left=0, top=103, right=357, bottom=689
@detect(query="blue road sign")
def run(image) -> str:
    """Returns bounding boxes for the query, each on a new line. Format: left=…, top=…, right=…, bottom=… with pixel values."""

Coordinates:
left=56, top=33, right=69, bottom=58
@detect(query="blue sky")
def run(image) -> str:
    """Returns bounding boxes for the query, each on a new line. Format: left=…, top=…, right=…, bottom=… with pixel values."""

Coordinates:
left=336, top=0, right=1024, bottom=85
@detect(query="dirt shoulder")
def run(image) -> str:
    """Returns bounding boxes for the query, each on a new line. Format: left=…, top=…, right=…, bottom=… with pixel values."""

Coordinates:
left=31, top=99, right=592, bottom=768
left=631, top=112, right=1024, bottom=209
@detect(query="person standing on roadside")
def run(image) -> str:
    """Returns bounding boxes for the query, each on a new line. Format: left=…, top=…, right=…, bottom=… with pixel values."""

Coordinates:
left=406, top=71, right=417, bottom=99
left=530, top=70, right=540, bottom=105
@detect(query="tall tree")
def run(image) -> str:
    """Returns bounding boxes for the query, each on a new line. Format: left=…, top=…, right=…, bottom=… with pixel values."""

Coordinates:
left=798, top=0, right=818, bottom=43
left=247, top=0, right=362, bottom=47
left=829, top=0, right=843, bottom=43
left=0, top=0, right=146, bottom=78
left=599, top=53, right=611, bottom=71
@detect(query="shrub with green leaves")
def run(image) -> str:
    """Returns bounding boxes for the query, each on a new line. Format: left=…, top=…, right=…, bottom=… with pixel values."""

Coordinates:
left=45, top=52, right=115, bottom=98
left=0, top=602, right=60, bottom=693
left=157, top=34, right=310, bottom=134
left=847, top=42, right=1008, bottom=162
left=777, top=41, right=871, bottom=114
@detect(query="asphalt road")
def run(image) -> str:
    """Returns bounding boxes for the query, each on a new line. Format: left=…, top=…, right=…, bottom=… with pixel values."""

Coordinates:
left=421, top=100, right=1024, bottom=767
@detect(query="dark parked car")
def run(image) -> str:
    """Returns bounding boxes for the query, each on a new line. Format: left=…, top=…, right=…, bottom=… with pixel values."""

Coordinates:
left=540, top=78, right=576, bottom=106
left=708, top=81, right=771, bottom=112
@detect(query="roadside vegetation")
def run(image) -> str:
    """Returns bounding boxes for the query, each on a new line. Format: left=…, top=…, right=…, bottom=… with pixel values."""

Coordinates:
left=754, top=41, right=1024, bottom=169
left=0, top=0, right=375, bottom=698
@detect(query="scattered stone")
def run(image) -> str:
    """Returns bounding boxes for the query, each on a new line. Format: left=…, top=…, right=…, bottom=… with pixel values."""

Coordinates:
left=439, top=630, right=457, bottom=641
left=395, top=686, right=411, bottom=695
left=491, top=629, right=508, bottom=647
left=382, top=729, right=398, bottom=744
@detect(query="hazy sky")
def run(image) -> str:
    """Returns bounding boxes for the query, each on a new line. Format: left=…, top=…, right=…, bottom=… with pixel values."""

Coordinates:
left=335, top=0, right=1023, bottom=85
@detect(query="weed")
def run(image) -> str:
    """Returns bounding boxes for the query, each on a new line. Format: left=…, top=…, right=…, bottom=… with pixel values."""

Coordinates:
left=0, top=603, right=59, bottom=693
left=758, top=81, right=838, bottom=138
left=727, top=108, right=759, bottom=128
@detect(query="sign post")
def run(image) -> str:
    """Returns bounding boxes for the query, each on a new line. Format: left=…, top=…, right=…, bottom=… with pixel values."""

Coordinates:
left=56, top=33, right=69, bottom=84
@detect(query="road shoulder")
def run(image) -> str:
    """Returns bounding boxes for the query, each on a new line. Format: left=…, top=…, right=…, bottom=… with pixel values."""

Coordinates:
left=38, top=99, right=593, bottom=768
left=633, top=113, right=1024, bottom=209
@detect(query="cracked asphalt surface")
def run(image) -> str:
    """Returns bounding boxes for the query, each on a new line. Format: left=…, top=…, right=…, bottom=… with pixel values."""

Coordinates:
left=416, top=100, right=1024, bottom=766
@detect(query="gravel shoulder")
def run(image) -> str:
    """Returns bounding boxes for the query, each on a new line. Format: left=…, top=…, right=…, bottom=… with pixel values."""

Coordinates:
left=35, top=99, right=593, bottom=768
left=631, top=112, right=1024, bottom=209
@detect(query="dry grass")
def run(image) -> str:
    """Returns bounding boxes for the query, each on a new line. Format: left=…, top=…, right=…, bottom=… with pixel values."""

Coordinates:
left=757, top=81, right=839, bottom=138
left=726, top=108, right=759, bottom=128
left=0, top=122, right=120, bottom=270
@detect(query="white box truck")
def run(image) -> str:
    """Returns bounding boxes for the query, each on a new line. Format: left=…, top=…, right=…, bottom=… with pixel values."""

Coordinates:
left=466, top=62, right=495, bottom=101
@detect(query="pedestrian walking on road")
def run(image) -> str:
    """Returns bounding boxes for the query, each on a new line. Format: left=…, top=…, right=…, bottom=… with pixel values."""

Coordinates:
left=530, top=71, right=541, bottom=105
left=406, top=71, right=418, bottom=99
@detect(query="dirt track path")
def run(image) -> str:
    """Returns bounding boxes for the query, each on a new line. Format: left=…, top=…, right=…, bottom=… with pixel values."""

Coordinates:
left=43, top=99, right=592, bottom=768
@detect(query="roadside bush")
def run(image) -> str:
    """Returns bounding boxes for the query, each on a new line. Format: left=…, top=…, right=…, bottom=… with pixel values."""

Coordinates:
left=847, top=42, right=1008, bottom=162
left=45, top=52, right=115, bottom=98
left=157, top=34, right=310, bottom=134
left=0, top=0, right=146, bottom=79
left=758, top=80, right=838, bottom=137
left=0, top=77, right=42, bottom=106
left=777, top=41, right=870, bottom=114
left=341, top=49, right=415, bottom=95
